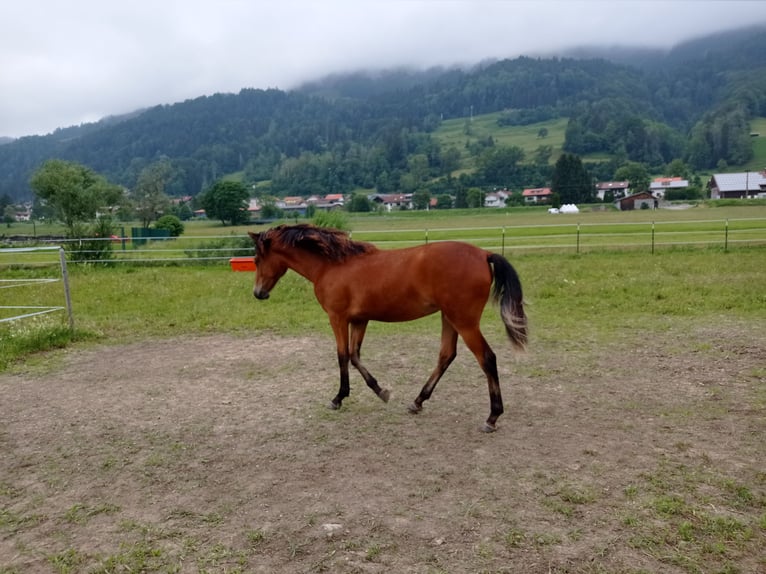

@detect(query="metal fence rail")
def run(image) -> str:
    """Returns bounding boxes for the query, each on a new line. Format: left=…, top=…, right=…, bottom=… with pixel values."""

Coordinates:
left=2, top=218, right=765, bottom=267
left=0, top=247, right=74, bottom=327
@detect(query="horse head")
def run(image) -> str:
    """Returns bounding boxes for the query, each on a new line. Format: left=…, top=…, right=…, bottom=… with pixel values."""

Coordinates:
left=248, top=230, right=287, bottom=300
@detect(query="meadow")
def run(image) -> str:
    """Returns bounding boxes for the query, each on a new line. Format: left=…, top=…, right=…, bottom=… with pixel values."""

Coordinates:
left=2, top=204, right=766, bottom=362
left=1, top=206, right=765, bottom=572
left=433, top=113, right=569, bottom=169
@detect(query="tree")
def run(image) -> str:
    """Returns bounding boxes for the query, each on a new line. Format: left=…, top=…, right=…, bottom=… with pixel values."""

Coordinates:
left=200, top=180, right=250, bottom=225
left=666, top=158, right=690, bottom=179
left=133, top=160, right=173, bottom=228
left=435, top=194, right=453, bottom=209
left=154, top=215, right=185, bottom=237
left=551, top=153, right=593, bottom=204
left=439, top=146, right=462, bottom=175
left=29, top=159, right=122, bottom=235
left=3, top=204, right=15, bottom=227
left=454, top=185, right=468, bottom=209
left=614, top=161, right=650, bottom=193
left=533, top=145, right=553, bottom=166
left=476, top=146, right=525, bottom=187
left=412, top=189, right=431, bottom=210
left=466, top=187, right=485, bottom=208
left=407, top=153, right=430, bottom=184
left=347, top=193, right=372, bottom=212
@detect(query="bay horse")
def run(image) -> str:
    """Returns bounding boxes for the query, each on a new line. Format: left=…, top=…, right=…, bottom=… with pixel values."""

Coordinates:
left=248, top=224, right=527, bottom=432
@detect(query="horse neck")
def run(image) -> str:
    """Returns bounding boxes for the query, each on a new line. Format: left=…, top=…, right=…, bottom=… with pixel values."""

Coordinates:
left=276, top=247, right=332, bottom=284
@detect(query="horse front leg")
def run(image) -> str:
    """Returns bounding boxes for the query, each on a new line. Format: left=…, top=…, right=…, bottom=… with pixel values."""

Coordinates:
left=409, top=315, right=458, bottom=414
left=349, top=320, right=390, bottom=403
left=329, top=319, right=351, bottom=410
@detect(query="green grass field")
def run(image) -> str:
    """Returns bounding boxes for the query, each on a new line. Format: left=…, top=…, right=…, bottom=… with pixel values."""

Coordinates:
left=433, top=113, right=568, bottom=169
left=434, top=112, right=766, bottom=173
left=3, top=204, right=766, bottom=270
left=2, top=207, right=765, bottom=573
left=743, top=117, right=766, bottom=171
left=2, top=205, right=765, bottom=370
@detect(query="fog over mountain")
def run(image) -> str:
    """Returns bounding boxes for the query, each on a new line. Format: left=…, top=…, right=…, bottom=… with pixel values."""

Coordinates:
left=3, top=0, right=766, bottom=139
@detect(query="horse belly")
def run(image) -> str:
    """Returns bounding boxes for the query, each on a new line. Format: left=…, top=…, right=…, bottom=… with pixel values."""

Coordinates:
left=351, top=285, right=439, bottom=322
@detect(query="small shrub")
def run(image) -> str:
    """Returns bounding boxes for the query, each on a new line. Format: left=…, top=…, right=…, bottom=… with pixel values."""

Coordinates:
left=66, top=217, right=115, bottom=264
left=313, top=210, right=348, bottom=230
left=154, top=215, right=184, bottom=237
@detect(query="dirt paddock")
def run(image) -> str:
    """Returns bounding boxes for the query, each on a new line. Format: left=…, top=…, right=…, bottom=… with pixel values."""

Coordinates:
left=1, top=325, right=764, bottom=573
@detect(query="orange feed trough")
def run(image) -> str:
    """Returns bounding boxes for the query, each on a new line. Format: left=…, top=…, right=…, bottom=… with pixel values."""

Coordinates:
left=229, top=257, right=256, bottom=272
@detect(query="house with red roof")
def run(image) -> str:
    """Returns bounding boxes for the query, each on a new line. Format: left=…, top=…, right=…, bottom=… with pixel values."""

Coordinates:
left=650, top=177, right=688, bottom=199
left=522, top=187, right=552, bottom=204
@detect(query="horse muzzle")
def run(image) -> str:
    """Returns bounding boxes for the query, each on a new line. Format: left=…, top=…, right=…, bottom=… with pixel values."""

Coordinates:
left=253, top=288, right=270, bottom=300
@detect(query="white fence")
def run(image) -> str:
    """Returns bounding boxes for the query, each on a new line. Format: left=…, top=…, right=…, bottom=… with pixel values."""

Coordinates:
left=2, top=217, right=765, bottom=268
left=0, top=246, right=74, bottom=327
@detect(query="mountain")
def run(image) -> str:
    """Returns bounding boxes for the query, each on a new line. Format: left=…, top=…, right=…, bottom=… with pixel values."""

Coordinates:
left=2, top=26, right=766, bottom=203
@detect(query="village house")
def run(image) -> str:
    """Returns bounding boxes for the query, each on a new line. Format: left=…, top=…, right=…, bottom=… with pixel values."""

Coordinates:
left=522, top=187, right=552, bottom=204
left=323, top=193, right=345, bottom=206
left=369, top=193, right=413, bottom=211
left=650, top=176, right=689, bottom=199
left=13, top=204, right=32, bottom=221
left=708, top=171, right=766, bottom=199
left=595, top=181, right=629, bottom=201
left=484, top=189, right=510, bottom=208
left=615, top=190, right=657, bottom=211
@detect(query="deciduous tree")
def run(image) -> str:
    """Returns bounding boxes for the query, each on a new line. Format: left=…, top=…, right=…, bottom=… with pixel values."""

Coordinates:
left=614, top=161, right=650, bottom=193
left=201, top=180, right=250, bottom=225
left=29, top=159, right=122, bottom=235
left=133, top=160, right=173, bottom=228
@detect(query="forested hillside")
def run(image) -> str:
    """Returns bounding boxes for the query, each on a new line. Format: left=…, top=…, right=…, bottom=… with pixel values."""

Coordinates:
left=1, top=26, right=765, bottom=203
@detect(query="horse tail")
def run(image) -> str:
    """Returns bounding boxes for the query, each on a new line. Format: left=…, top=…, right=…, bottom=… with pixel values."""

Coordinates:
left=487, top=253, right=528, bottom=351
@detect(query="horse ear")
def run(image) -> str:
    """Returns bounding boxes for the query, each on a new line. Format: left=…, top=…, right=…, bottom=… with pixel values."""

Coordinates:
left=248, top=231, right=259, bottom=243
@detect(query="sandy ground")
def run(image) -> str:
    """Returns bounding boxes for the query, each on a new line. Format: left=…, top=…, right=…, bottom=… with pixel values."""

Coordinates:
left=1, top=323, right=764, bottom=573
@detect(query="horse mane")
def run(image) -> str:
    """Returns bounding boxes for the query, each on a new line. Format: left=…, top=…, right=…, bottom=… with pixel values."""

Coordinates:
left=266, top=224, right=378, bottom=261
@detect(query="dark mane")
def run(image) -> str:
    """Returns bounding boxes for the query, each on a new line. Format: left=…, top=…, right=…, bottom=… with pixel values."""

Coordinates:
left=267, top=224, right=378, bottom=261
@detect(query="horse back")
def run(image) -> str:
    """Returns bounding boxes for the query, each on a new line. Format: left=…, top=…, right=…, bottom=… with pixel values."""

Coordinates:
left=314, top=241, right=493, bottom=323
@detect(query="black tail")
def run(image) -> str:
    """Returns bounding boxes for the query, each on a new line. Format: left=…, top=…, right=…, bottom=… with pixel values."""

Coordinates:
left=488, top=253, right=528, bottom=351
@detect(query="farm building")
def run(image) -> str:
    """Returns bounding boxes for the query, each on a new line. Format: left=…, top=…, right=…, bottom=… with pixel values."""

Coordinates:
left=485, top=190, right=511, bottom=207
left=650, top=177, right=689, bottom=198
left=370, top=193, right=413, bottom=211
left=596, top=181, right=630, bottom=200
left=522, top=187, right=552, bottom=204
left=708, top=172, right=766, bottom=199
left=615, top=191, right=657, bottom=211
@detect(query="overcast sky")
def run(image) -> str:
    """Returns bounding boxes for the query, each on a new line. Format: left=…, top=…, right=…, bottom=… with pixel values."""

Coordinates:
left=2, top=0, right=766, bottom=139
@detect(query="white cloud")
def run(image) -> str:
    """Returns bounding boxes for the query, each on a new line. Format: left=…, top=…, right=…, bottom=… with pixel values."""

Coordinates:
left=2, top=0, right=765, bottom=138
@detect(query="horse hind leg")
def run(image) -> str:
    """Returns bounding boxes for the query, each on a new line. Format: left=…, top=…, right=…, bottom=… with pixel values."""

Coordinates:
left=409, top=316, right=458, bottom=414
left=329, top=318, right=352, bottom=410
left=349, top=321, right=390, bottom=403
left=459, top=327, right=503, bottom=433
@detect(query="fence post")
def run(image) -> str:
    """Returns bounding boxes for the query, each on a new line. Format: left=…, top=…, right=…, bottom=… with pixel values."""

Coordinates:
left=502, top=226, right=506, bottom=257
left=651, top=221, right=655, bottom=255
left=59, top=247, right=74, bottom=330
left=425, top=228, right=428, bottom=244
left=576, top=223, right=580, bottom=254
left=725, top=219, right=729, bottom=252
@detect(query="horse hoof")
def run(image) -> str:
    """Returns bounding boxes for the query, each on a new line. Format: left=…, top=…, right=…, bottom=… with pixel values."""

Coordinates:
left=407, top=402, right=422, bottom=414
left=378, top=388, right=391, bottom=403
left=481, top=422, right=497, bottom=433
left=328, top=401, right=341, bottom=410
